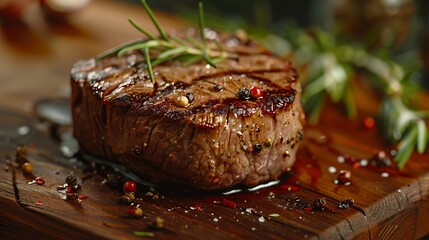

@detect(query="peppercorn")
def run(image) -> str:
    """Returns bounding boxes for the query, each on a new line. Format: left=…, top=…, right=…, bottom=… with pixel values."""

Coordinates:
left=254, top=143, right=263, bottom=153
left=313, top=197, right=327, bottom=210
left=120, top=193, right=135, bottom=205
left=185, top=92, right=195, bottom=103
left=128, top=205, right=143, bottom=218
left=22, top=162, right=33, bottom=174
left=335, top=170, right=351, bottom=185
left=237, top=87, right=251, bottom=100
left=338, top=199, right=354, bottom=209
left=213, top=84, right=224, bottom=92
left=363, top=117, right=375, bottom=129
left=152, top=216, right=165, bottom=230
left=370, top=151, right=392, bottom=168
left=66, top=175, right=78, bottom=188
left=249, top=86, right=264, bottom=99
left=123, top=180, right=137, bottom=193
left=175, top=96, right=189, bottom=107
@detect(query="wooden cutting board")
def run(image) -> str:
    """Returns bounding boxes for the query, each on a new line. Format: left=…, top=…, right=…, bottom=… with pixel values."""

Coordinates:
left=1, top=1, right=428, bottom=239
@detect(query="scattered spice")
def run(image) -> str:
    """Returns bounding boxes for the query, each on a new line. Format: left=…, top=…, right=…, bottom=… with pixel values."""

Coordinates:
left=249, top=86, right=264, bottom=99
left=195, top=204, right=202, bottom=211
left=65, top=175, right=78, bottom=189
left=245, top=208, right=254, bottom=214
left=15, top=146, right=29, bottom=167
left=128, top=205, right=143, bottom=218
left=22, top=162, right=33, bottom=174
left=133, top=231, right=154, bottom=237
left=328, top=166, right=337, bottom=174
left=213, top=84, right=224, bottom=92
left=363, top=117, right=375, bottom=129
left=35, top=177, right=45, bottom=185
left=57, top=175, right=86, bottom=202
left=221, top=198, right=237, bottom=209
left=337, top=155, right=345, bottom=163
left=237, top=87, right=251, bottom=100
left=280, top=184, right=299, bottom=191
left=78, top=195, right=89, bottom=200
left=120, top=193, right=135, bottom=205
left=123, top=180, right=137, bottom=193
left=151, top=216, right=165, bottom=230
left=381, top=172, right=390, bottom=178
left=370, top=151, right=392, bottom=168
left=185, top=92, right=195, bottom=103
left=175, top=96, right=189, bottom=107
left=312, top=197, right=327, bottom=210
left=258, top=216, right=265, bottom=223
left=253, top=143, right=263, bottom=153
left=352, top=162, right=360, bottom=169
left=334, top=170, right=351, bottom=185
left=338, top=199, right=354, bottom=209
left=360, top=159, right=369, bottom=167
left=269, top=213, right=280, bottom=217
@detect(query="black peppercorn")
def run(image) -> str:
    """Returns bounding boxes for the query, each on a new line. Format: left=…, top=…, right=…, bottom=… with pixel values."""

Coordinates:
left=237, top=87, right=251, bottom=100
left=185, top=92, right=195, bottom=103
left=338, top=199, right=354, bottom=209
left=313, top=197, right=327, bottom=210
left=254, top=143, right=263, bottom=152
left=213, top=84, right=224, bottom=92
left=66, top=175, right=78, bottom=188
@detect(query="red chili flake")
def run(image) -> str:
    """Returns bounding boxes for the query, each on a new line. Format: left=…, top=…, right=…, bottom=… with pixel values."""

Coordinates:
left=249, top=86, right=264, bottom=99
left=280, top=184, right=299, bottom=191
left=195, top=204, right=202, bottom=211
left=221, top=198, right=237, bottom=209
left=352, top=162, right=360, bottom=169
left=363, top=117, right=375, bottom=129
left=78, top=195, right=89, bottom=200
left=123, top=180, right=137, bottom=193
left=35, top=177, right=45, bottom=185
left=304, top=207, right=312, bottom=211
left=35, top=201, right=43, bottom=206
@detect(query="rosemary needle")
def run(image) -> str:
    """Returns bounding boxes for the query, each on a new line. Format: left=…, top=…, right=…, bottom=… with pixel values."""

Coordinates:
left=97, top=0, right=237, bottom=82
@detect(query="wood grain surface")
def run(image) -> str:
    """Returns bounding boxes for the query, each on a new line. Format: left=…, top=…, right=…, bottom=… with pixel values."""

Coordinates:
left=1, top=1, right=429, bottom=239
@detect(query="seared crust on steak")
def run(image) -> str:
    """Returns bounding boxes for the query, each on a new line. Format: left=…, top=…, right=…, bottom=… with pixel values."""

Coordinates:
left=71, top=31, right=304, bottom=190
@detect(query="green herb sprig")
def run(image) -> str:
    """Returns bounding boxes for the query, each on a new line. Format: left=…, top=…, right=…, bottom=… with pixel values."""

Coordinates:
left=286, top=28, right=429, bottom=168
left=96, top=0, right=238, bottom=82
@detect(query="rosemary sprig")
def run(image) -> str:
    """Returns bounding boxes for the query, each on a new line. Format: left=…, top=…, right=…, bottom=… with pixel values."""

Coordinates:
left=285, top=27, right=429, bottom=168
left=96, top=0, right=238, bottom=82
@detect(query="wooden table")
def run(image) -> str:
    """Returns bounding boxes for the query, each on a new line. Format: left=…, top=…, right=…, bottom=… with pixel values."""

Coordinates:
left=1, top=1, right=428, bottom=239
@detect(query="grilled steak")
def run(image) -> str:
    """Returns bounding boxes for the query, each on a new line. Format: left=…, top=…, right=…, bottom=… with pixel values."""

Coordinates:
left=70, top=31, right=304, bottom=190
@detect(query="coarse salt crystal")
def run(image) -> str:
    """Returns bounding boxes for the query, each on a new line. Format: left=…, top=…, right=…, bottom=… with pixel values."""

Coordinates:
left=381, top=172, right=389, bottom=178
left=337, top=156, right=345, bottom=163
left=360, top=159, right=369, bottom=167
left=328, top=166, right=337, bottom=173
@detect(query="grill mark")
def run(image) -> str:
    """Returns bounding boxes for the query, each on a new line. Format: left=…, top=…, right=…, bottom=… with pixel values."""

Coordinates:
left=191, top=68, right=293, bottom=84
left=103, top=67, right=293, bottom=101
